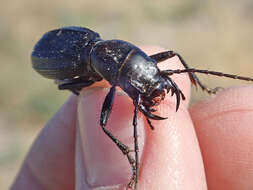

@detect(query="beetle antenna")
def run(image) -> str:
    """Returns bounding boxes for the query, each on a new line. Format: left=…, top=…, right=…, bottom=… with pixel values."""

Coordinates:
left=163, top=68, right=253, bottom=82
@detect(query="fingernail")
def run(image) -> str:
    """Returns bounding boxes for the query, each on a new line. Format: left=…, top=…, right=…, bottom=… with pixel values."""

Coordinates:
left=77, top=87, right=144, bottom=189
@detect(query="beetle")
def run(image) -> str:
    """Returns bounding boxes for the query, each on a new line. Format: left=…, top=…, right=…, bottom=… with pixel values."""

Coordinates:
left=31, top=26, right=253, bottom=189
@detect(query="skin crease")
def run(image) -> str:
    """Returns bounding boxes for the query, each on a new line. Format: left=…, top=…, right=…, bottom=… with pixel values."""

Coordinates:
left=11, top=46, right=253, bottom=190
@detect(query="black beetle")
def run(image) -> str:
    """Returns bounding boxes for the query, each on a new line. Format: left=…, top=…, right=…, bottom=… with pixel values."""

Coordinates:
left=31, top=26, right=253, bottom=189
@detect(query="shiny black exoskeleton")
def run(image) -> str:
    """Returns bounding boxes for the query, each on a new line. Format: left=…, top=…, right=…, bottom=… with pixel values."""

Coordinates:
left=31, top=26, right=253, bottom=190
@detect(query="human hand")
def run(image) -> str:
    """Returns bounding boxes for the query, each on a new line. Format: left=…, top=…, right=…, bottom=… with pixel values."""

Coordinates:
left=11, top=47, right=253, bottom=190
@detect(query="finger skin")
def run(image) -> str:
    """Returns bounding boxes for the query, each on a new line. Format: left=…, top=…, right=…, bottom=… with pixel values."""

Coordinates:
left=77, top=87, right=143, bottom=189
left=139, top=47, right=207, bottom=190
left=190, top=86, right=253, bottom=189
left=11, top=96, right=77, bottom=190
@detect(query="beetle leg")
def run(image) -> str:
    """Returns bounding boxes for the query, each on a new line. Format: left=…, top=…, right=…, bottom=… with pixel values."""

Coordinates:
left=100, top=87, right=131, bottom=154
left=127, top=95, right=141, bottom=190
left=139, top=104, right=167, bottom=120
left=100, top=86, right=137, bottom=189
left=146, top=117, right=154, bottom=130
left=100, top=86, right=116, bottom=126
left=58, top=78, right=95, bottom=95
left=165, top=76, right=186, bottom=100
left=70, top=89, right=80, bottom=95
left=150, top=51, right=219, bottom=94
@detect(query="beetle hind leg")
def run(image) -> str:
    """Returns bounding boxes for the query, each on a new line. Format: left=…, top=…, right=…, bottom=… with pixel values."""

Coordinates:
left=57, top=78, right=95, bottom=95
left=150, top=50, right=220, bottom=94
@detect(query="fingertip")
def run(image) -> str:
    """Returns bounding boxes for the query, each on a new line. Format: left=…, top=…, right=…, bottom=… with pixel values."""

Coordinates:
left=77, top=87, right=145, bottom=189
left=190, top=86, right=253, bottom=117
left=139, top=108, right=207, bottom=189
left=136, top=46, right=206, bottom=189
left=190, top=86, right=253, bottom=189
left=11, top=95, right=78, bottom=190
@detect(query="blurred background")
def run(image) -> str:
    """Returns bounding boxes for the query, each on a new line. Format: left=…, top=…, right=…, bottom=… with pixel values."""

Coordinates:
left=1, top=0, right=253, bottom=188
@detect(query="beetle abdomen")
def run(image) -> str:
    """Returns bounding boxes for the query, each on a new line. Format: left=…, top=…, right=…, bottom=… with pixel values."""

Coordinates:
left=31, top=26, right=101, bottom=80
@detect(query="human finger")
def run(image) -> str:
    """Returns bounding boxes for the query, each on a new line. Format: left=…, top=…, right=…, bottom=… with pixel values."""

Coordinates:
left=11, top=95, right=77, bottom=190
left=190, top=86, right=253, bottom=189
left=139, top=47, right=207, bottom=190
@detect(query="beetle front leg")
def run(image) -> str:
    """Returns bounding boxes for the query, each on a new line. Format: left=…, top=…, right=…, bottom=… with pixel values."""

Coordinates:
left=150, top=51, right=220, bottom=94
left=100, top=86, right=137, bottom=189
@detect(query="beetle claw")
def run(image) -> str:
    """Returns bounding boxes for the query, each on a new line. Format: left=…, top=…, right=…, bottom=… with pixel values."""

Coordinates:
left=139, top=104, right=167, bottom=120
left=180, top=90, right=186, bottom=100
left=171, top=89, right=175, bottom=96
left=175, top=88, right=180, bottom=111
left=164, top=76, right=182, bottom=111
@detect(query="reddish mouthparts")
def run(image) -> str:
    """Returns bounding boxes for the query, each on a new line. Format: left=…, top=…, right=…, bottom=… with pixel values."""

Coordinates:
left=152, top=90, right=166, bottom=106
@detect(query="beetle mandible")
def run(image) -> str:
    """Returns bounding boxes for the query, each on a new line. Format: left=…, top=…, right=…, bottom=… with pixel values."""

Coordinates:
left=31, top=26, right=253, bottom=190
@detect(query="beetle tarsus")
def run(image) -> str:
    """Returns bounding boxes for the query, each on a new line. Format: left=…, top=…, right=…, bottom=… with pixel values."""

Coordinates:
left=132, top=95, right=141, bottom=190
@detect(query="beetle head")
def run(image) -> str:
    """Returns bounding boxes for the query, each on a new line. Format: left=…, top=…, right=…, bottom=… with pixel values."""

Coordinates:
left=141, top=75, right=185, bottom=114
left=120, top=49, right=185, bottom=119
